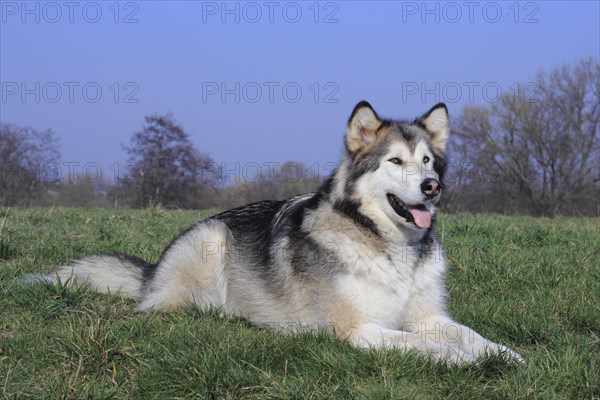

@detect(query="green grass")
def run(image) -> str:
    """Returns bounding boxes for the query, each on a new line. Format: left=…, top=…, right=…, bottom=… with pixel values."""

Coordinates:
left=0, top=207, right=598, bottom=399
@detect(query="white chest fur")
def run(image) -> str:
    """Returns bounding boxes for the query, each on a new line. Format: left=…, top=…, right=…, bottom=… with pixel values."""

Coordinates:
left=333, top=239, right=422, bottom=329
left=303, top=203, right=442, bottom=329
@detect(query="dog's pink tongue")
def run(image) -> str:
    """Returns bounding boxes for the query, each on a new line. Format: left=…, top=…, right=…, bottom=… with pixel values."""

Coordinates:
left=409, top=208, right=432, bottom=229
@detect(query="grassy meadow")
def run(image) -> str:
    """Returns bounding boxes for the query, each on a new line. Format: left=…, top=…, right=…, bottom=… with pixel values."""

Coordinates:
left=0, top=207, right=598, bottom=399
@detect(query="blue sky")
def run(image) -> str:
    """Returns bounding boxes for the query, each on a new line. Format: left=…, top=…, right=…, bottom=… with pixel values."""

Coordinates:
left=1, top=1, right=599, bottom=183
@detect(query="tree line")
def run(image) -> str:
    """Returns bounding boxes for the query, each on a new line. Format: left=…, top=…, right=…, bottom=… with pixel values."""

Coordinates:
left=0, top=113, right=321, bottom=211
left=447, top=58, right=598, bottom=215
left=1, top=59, right=598, bottom=216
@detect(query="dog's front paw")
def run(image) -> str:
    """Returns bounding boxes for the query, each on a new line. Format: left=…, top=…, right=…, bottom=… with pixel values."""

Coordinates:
left=478, top=342, right=525, bottom=364
left=494, top=344, right=525, bottom=364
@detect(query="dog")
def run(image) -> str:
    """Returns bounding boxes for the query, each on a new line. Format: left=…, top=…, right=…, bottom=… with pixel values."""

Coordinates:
left=25, top=101, right=523, bottom=364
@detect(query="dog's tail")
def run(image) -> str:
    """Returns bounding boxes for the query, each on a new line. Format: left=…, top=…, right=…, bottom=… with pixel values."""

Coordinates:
left=23, top=254, right=154, bottom=300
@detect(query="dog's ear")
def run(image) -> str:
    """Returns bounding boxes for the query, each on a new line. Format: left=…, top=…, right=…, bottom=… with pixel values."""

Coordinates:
left=418, top=103, right=449, bottom=153
left=346, top=101, right=382, bottom=154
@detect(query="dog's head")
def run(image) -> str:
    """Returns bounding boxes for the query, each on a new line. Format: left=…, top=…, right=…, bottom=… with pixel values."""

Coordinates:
left=341, top=101, right=448, bottom=232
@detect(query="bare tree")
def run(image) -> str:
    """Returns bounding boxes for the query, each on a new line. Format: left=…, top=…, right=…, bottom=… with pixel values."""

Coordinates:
left=0, top=123, right=60, bottom=206
left=114, top=113, right=219, bottom=209
left=449, top=59, right=599, bottom=215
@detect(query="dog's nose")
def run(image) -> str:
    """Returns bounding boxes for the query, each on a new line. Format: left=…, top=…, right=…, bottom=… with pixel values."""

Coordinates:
left=421, top=178, right=440, bottom=197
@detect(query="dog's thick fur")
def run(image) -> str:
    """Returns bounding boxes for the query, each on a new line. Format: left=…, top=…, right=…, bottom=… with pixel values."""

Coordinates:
left=26, top=102, right=523, bottom=364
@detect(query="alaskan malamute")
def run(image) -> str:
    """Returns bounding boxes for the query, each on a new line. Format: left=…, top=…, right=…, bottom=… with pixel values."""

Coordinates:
left=26, top=101, right=523, bottom=364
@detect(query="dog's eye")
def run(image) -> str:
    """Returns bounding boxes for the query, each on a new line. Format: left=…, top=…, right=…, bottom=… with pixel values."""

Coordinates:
left=388, top=158, right=403, bottom=165
left=423, top=156, right=430, bottom=164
